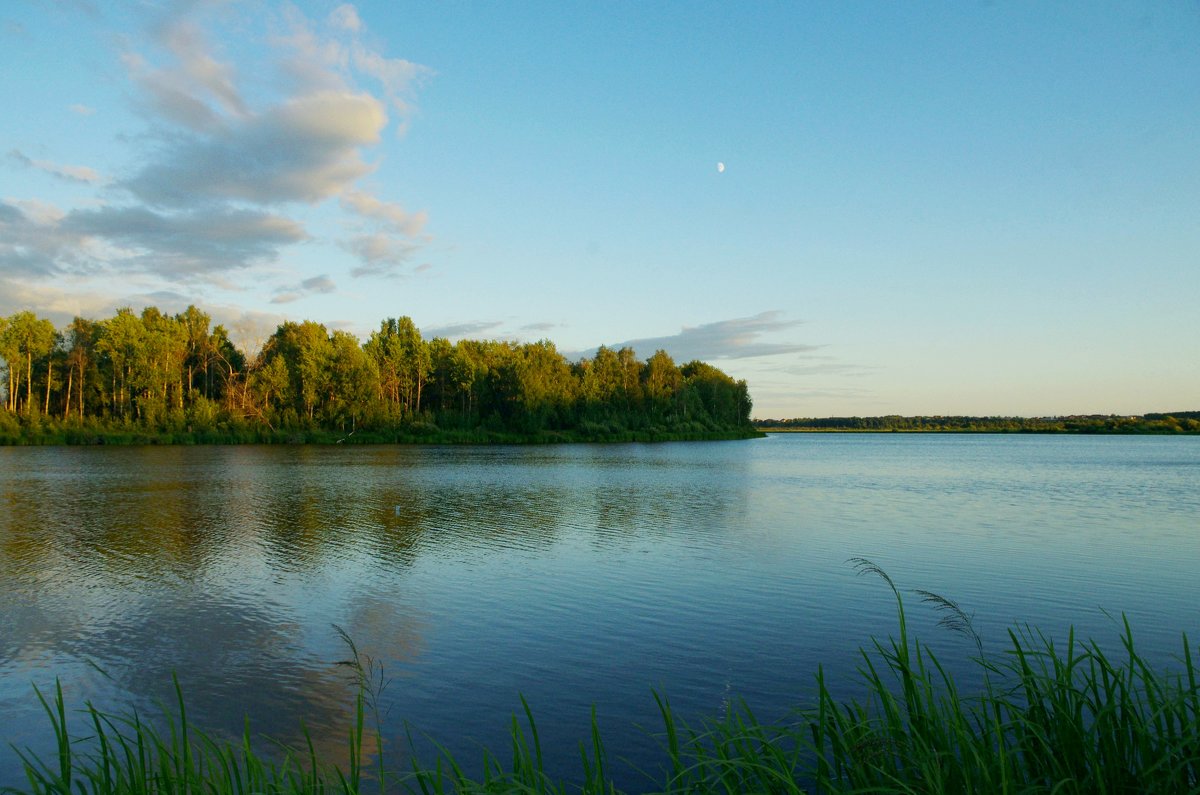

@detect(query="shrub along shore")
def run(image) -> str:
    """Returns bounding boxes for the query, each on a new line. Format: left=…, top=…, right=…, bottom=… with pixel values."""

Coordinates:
left=7, top=562, right=1198, bottom=794
left=0, top=419, right=763, bottom=446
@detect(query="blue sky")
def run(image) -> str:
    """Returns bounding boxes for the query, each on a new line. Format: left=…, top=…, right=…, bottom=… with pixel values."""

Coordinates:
left=2, top=1, right=1197, bottom=418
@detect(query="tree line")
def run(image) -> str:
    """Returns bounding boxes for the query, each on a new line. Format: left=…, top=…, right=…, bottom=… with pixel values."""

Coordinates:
left=0, top=307, right=755, bottom=443
left=755, top=414, right=1200, bottom=434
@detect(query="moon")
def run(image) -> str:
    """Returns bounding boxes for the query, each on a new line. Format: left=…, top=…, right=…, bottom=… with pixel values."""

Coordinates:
left=717, top=162, right=725, bottom=173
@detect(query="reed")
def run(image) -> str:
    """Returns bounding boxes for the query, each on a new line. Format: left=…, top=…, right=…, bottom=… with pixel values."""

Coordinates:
left=6, top=561, right=1198, bottom=793
left=802, top=560, right=1200, bottom=793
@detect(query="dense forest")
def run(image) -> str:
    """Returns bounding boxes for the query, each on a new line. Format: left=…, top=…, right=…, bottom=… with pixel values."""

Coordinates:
left=756, top=414, right=1200, bottom=434
left=0, top=307, right=757, bottom=444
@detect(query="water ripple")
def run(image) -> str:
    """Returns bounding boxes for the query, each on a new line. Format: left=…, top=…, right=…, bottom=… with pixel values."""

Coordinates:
left=2, top=437, right=1198, bottom=791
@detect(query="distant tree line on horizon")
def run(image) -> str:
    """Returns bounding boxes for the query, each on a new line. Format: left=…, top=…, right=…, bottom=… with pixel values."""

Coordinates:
left=0, top=307, right=754, bottom=443
left=755, top=413, right=1200, bottom=434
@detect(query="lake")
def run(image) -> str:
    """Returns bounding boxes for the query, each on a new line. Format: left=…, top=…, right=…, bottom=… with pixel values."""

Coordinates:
left=1, top=434, right=1198, bottom=789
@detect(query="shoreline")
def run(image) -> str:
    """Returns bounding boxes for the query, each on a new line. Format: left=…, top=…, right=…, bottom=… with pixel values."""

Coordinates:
left=757, top=427, right=1199, bottom=435
left=755, top=412, right=1200, bottom=435
left=0, top=426, right=766, bottom=446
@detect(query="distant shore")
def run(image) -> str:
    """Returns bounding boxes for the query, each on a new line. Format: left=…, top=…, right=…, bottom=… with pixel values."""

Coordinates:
left=754, top=412, right=1200, bottom=435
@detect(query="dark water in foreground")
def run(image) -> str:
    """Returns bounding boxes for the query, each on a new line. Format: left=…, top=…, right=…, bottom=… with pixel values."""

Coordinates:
left=1, top=434, right=1198, bottom=788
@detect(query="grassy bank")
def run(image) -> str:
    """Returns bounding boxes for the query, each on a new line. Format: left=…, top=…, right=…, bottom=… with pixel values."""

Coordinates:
left=0, top=420, right=764, bottom=446
left=6, top=562, right=1198, bottom=793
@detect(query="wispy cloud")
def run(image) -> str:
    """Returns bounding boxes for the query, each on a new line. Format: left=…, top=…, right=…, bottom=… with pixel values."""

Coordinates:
left=340, top=188, right=429, bottom=275
left=341, top=189, right=427, bottom=236
left=273, top=4, right=431, bottom=125
left=271, top=274, right=337, bottom=304
left=68, top=103, right=96, bottom=116
left=62, top=205, right=307, bottom=278
left=0, top=199, right=91, bottom=278
left=773, top=358, right=879, bottom=378
left=9, top=149, right=103, bottom=184
left=328, top=5, right=364, bottom=33
left=138, top=11, right=249, bottom=126
left=0, top=196, right=301, bottom=285
left=423, top=320, right=504, bottom=339
left=576, top=311, right=819, bottom=361
left=0, top=276, right=112, bottom=323
left=346, top=233, right=421, bottom=276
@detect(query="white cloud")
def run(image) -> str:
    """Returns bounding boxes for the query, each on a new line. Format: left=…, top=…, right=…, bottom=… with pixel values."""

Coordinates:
left=225, top=308, right=290, bottom=359
left=775, top=359, right=878, bottom=378
left=62, top=205, right=307, bottom=278
left=328, top=4, right=363, bottom=33
left=338, top=189, right=428, bottom=276
left=9, top=199, right=67, bottom=226
left=9, top=149, right=103, bottom=184
left=271, top=274, right=337, bottom=304
left=123, top=91, right=387, bottom=207
left=423, top=320, right=505, bottom=339
left=0, top=277, right=293, bottom=360
left=273, top=7, right=352, bottom=94
left=274, top=5, right=431, bottom=113
left=7, top=2, right=432, bottom=310
left=577, top=312, right=819, bottom=361
left=0, top=199, right=91, bottom=278
left=340, top=189, right=427, bottom=236
left=350, top=43, right=431, bottom=122
left=115, top=3, right=431, bottom=278
left=0, top=276, right=116, bottom=323
left=150, top=14, right=248, bottom=119
left=345, top=232, right=419, bottom=276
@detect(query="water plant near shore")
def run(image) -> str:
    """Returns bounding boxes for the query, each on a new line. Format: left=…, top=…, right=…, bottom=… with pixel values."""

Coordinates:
left=6, top=561, right=1199, bottom=793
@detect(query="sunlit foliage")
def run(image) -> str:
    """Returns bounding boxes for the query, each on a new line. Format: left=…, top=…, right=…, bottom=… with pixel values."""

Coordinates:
left=0, top=307, right=755, bottom=443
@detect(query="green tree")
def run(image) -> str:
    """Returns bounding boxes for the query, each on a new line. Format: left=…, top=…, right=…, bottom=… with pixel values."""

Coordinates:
left=616, top=347, right=644, bottom=411
left=365, top=319, right=404, bottom=408
left=397, top=317, right=430, bottom=415
left=2, top=311, right=58, bottom=415
left=208, top=325, right=245, bottom=408
left=139, top=307, right=188, bottom=420
left=177, top=305, right=212, bottom=400
left=512, top=340, right=576, bottom=431
left=96, top=308, right=146, bottom=419
left=364, top=317, right=430, bottom=416
left=0, top=315, right=15, bottom=413
left=0, top=303, right=761, bottom=440
left=642, top=349, right=682, bottom=417
left=425, top=336, right=454, bottom=413
left=260, top=321, right=333, bottom=422
left=63, top=317, right=98, bottom=421
left=449, top=341, right=486, bottom=420
left=681, top=361, right=744, bottom=427
left=325, top=330, right=379, bottom=429
left=248, top=354, right=291, bottom=429
left=581, top=345, right=622, bottom=407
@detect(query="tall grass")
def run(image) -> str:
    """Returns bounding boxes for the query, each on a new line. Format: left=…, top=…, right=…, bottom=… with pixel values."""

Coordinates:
left=804, top=559, right=1200, bottom=793
left=5, top=561, right=1198, bottom=793
left=3, top=676, right=369, bottom=795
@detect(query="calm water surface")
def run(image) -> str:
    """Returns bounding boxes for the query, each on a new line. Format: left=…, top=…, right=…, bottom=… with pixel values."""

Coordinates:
left=1, top=434, right=1198, bottom=788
